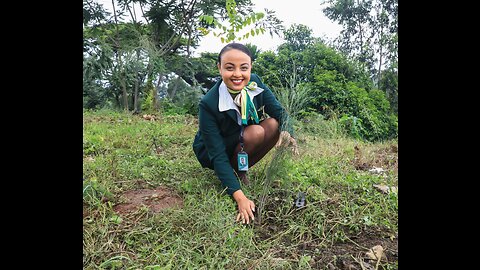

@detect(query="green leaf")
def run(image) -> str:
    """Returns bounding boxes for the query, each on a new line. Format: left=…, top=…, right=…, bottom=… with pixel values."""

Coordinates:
left=110, top=215, right=123, bottom=224
left=199, top=15, right=214, bottom=25
left=256, top=12, right=265, bottom=20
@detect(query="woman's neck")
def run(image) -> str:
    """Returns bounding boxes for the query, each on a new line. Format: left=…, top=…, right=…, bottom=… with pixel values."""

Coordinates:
left=227, top=88, right=242, bottom=94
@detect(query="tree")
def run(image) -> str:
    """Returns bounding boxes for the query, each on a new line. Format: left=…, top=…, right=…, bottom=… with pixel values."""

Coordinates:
left=283, top=24, right=314, bottom=51
left=322, top=0, right=397, bottom=78
left=322, top=0, right=398, bottom=112
left=83, top=0, right=282, bottom=112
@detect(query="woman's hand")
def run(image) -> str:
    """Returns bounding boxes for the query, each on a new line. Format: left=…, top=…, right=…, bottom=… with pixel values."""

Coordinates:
left=232, top=190, right=255, bottom=224
left=275, top=131, right=299, bottom=155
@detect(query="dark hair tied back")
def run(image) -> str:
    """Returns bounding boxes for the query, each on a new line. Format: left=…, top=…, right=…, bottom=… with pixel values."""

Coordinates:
left=217, top=43, right=252, bottom=64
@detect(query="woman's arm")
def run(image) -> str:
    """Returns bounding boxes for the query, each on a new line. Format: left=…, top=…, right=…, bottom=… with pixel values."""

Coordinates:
left=198, top=101, right=241, bottom=195
left=199, top=101, right=256, bottom=223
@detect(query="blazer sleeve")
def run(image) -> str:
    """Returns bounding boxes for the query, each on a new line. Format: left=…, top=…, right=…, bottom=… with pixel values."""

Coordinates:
left=198, top=100, right=241, bottom=195
left=252, top=74, right=295, bottom=137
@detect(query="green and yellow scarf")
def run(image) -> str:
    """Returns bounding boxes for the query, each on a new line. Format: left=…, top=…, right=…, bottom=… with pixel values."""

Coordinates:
left=229, top=81, right=259, bottom=125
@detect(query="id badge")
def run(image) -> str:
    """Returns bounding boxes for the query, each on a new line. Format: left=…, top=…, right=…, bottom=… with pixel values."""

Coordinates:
left=237, top=151, right=249, bottom=171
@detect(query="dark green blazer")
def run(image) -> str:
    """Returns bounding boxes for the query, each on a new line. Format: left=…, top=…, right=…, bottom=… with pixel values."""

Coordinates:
left=192, top=73, right=293, bottom=195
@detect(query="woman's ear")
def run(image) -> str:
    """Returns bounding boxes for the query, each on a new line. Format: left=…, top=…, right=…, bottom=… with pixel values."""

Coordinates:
left=217, top=63, right=221, bottom=74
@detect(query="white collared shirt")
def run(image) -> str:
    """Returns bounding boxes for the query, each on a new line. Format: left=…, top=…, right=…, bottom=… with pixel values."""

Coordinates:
left=218, top=81, right=264, bottom=125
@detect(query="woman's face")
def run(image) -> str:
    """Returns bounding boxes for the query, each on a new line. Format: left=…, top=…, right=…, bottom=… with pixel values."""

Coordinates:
left=217, top=49, right=251, bottom=91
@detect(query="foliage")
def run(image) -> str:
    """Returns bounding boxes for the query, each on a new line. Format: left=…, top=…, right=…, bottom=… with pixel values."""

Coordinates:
left=297, top=111, right=346, bottom=139
left=322, top=0, right=398, bottom=110
left=253, top=25, right=396, bottom=141
left=83, top=0, right=283, bottom=113
left=312, top=69, right=397, bottom=141
left=141, top=79, right=156, bottom=113
left=199, top=0, right=283, bottom=43
left=283, top=23, right=315, bottom=51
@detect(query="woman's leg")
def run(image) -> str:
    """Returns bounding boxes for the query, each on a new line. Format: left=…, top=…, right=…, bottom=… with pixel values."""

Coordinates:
left=230, top=118, right=280, bottom=184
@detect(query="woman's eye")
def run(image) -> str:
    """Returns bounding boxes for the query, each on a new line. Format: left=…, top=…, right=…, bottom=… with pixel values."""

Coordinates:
left=226, top=67, right=233, bottom=71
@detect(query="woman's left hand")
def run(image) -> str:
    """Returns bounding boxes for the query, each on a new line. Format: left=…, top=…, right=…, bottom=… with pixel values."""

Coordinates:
left=275, top=131, right=299, bottom=155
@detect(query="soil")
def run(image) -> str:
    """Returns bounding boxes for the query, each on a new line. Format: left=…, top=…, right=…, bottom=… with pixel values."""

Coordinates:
left=113, top=187, right=183, bottom=215
left=254, top=182, right=398, bottom=269
left=255, top=222, right=397, bottom=269
left=353, top=144, right=398, bottom=173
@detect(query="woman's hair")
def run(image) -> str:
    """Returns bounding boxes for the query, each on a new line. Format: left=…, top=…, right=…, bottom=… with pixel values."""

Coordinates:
left=217, top=43, right=252, bottom=64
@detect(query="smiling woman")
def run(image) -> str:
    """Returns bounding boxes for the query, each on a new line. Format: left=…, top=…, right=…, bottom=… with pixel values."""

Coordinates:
left=192, top=42, right=298, bottom=225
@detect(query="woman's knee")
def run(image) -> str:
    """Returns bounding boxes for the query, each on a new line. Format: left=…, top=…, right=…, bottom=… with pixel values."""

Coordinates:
left=261, top=118, right=280, bottom=139
left=243, top=125, right=265, bottom=145
left=262, top=117, right=279, bottom=131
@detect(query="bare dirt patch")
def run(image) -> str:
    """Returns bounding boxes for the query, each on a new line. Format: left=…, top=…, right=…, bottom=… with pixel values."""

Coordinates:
left=113, top=187, right=183, bottom=215
left=353, top=145, right=398, bottom=173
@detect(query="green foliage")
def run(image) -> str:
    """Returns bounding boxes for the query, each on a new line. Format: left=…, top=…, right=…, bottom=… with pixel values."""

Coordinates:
left=253, top=33, right=397, bottom=141
left=283, top=24, right=314, bottom=51
left=159, top=99, right=189, bottom=116
left=175, top=52, right=219, bottom=90
left=312, top=70, right=397, bottom=141
left=379, top=63, right=398, bottom=113
left=323, top=0, right=398, bottom=102
left=162, top=76, right=202, bottom=115
left=198, top=0, right=283, bottom=43
left=83, top=178, right=113, bottom=206
left=141, top=79, right=156, bottom=113
left=244, top=43, right=260, bottom=62
left=298, top=111, right=346, bottom=139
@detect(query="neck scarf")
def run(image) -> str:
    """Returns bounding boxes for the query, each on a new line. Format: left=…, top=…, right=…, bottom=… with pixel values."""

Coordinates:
left=228, top=81, right=259, bottom=125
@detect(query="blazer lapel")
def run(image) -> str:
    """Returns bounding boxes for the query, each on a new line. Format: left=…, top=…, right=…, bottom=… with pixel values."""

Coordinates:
left=225, top=109, right=238, bottom=124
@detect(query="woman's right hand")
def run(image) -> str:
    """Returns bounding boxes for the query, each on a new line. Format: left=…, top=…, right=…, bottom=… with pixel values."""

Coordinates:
left=232, top=190, right=255, bottom=224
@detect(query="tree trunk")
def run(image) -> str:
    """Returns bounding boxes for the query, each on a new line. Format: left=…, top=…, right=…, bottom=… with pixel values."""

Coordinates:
left=169, top=79, right=179, bottom=101
left=112, top=0, right=129, bottom=112
left=377, top=45, right=383, bottom=90
left=154, top=73, right=164, bottom=110
left=120, top=73, right=129, bottom=112
left=133, top=49, right=141, bottom=113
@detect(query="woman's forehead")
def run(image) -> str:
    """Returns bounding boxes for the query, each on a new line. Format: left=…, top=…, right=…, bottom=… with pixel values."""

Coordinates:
left=221, top=49, right=251, bottom=63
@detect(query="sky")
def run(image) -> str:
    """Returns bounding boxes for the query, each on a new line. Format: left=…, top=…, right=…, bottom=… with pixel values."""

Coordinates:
left=93, top=0, right=342, bottom=56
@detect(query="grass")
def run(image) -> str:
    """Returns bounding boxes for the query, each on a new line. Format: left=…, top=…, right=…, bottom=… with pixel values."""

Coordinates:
left=83, top=109, right=398, bottom=269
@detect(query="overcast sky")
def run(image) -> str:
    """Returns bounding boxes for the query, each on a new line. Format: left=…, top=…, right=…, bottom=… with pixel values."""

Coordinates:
left=94, top=0, right=342, bottom=55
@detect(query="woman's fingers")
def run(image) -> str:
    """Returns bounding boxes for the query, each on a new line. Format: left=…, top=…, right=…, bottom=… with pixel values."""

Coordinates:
left=276, top=131, right=289, bottom=148
left=236, top=201, right=256, bottom=224
left=276, top=132, right=299, bottom=155
left=275, top=134, right=283, bottom=147
left=290, top=138, right=299, bottom=155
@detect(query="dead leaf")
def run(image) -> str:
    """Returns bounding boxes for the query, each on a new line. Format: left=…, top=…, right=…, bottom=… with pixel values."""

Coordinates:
left=143, top=114, right=156, bottom=121
left=373, top=184, right=397, bottom=194
left=368, top=167, right=385, bottom=174
left=366, top=245, right=385, bottom=261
